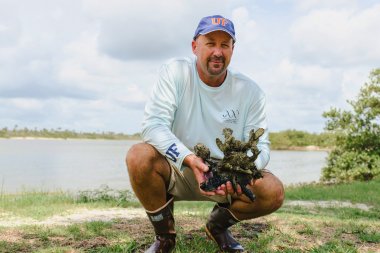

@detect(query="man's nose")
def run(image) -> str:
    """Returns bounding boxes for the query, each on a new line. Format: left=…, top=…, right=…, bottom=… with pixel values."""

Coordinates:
left=213, top=47, right=223, bottom=57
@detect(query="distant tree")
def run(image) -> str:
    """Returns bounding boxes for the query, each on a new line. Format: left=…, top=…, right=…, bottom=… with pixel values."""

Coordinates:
left=322, top=69, right=380, bottom=182
left=0, top=126, right=142, bottom=140
left=0, top=127, right=8, bottom=137
left=269, top=130, right=335, bottom=150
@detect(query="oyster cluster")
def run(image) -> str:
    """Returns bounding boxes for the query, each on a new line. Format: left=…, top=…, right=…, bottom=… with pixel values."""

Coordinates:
left=194, top=128, right=264, bottom=201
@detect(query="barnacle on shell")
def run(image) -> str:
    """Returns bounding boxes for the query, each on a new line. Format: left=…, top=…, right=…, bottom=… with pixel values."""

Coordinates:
left=195, top=128, right=264, bottom=202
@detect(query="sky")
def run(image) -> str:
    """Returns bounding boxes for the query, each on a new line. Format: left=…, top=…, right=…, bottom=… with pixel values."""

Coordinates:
left=0, top=0, right=379, bottom=134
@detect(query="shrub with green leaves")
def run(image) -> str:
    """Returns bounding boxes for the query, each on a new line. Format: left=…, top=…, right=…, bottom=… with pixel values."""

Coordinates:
left=322, top=68, right=380, bottom=182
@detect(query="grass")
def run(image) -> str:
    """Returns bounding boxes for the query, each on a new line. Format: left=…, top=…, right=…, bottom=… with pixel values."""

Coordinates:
left=0, top=180, right=380, bottom=252
left=0, top=185, right=139, bottom=219
left=285, top=178, right=380, bottom=207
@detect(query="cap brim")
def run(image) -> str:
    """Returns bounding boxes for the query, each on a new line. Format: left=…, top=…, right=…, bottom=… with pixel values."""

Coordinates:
left=198, top=28, right=236, bottom=42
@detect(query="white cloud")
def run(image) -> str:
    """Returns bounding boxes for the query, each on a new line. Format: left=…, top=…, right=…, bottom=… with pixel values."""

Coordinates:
left=232, top=7, right=258, bottom=43
left=340, top=68, right=370, bottom=103
left=6, top=98, right=43, bottom=110
left=290, top=4, right=380, bottom=66
left=82, top=0, right=235, bottom=60
left=260, top=58, right=341, bottom=131
left=290, top=0, right=358, bottom=12
left=0, top=0, right=378, bottom=134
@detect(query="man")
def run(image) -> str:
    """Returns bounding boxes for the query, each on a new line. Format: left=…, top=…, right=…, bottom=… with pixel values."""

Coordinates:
left=126, top=15, right=284, bottom=253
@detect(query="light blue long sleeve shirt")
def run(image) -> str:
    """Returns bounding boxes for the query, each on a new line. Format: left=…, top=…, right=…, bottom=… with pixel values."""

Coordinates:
left=142, top=57, right=270, bottom=171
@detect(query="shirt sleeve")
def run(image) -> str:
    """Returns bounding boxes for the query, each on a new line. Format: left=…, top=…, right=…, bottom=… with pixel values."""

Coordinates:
left=244, top=93, right=271, bottom=170
left=141, top=63, right=193, bottom=169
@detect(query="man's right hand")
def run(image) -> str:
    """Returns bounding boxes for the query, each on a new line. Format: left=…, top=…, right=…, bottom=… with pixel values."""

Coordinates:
left=183, top=154, right=226, bottom=196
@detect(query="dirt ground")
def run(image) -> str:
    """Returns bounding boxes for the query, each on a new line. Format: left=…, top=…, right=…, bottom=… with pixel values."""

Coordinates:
left=0, top=201, right=379, bottom=252
left=0, top=200, right=373, bottom=227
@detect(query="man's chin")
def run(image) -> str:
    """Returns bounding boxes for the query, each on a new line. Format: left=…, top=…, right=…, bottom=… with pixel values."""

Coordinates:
left=208, top=68, right=225, bottom=76
left=208, top=65, right=225, bottom=75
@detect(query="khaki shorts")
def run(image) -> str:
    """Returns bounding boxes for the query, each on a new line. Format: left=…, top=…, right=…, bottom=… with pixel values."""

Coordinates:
left=167, top=162, right=230, bottom=203
left=166, top=161, right=274, bottom=204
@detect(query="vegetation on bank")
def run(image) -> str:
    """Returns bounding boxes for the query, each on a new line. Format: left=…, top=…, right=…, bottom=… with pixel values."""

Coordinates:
left=0, top=126, right=335, bottom=150
left=322, top=68, right=380, bottom=183
left=0, top=126, right=141, bottom=140
left=0, top=179, right=379, bottom=252
left=269, top=130, right=335, bottom=150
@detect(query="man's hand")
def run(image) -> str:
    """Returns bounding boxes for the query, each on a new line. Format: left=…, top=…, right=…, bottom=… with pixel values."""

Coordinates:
left=215, top=178, right=256, bottom=198
left=216, top=181, right=243, bottom=197
left=183, top=154, right=226, bottom=196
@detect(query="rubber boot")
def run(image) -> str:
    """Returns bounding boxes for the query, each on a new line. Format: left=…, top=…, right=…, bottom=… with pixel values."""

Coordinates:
left=145, top=197, right=176, bottom=253
left=205, top=203, right=244, bottom=252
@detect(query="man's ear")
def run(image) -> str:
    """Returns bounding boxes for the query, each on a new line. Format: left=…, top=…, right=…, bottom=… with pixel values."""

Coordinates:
left=191, top=40, right=197, bottom=54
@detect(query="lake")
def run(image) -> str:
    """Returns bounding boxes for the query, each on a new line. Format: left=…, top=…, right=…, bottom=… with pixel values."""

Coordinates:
left=0, top=139, right=328, bottom=194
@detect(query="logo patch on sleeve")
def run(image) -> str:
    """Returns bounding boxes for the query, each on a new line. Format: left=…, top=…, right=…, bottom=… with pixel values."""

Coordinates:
left=166, top=143, right=180, bottom=162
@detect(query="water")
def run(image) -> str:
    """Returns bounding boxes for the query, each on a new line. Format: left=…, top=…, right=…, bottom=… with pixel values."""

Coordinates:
left=269, top=150, right=328, bottom=185
left=0, top=139, right=138, bottom=194
left=0, top=139, right=328, bottom=194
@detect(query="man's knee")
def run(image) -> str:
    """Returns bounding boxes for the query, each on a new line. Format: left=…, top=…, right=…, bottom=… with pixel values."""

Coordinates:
left=126, top=143, right=144, bottom=167
left=270, top=179, right=285, bottom=212
left=126, top=143, right=155, bottom=173
left=246, top=173, right=284, bottom=214
left=126, top=143, right=170, bottom=181
left=257, top=172, right=284, bottom=211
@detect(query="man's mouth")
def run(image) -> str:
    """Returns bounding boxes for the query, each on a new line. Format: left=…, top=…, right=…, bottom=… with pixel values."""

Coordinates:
left=209, top=57, right=225, bottom=64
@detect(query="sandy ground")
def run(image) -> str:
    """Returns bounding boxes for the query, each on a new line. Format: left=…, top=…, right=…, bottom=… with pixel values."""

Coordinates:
left=0, top=200, right=373, bottom=227
left=0, top=208, right=146, bottom=227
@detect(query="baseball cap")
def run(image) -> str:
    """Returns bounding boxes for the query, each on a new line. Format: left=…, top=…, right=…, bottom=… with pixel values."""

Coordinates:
left=193, top=15, right=236, bottom=42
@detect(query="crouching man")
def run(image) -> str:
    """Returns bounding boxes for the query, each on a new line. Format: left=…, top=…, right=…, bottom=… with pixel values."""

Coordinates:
left=126, top=15, right=284, bottom=253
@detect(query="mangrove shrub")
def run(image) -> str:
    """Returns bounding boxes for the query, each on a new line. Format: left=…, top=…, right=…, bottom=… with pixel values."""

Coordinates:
left=322, top=69, right=380, bottom=182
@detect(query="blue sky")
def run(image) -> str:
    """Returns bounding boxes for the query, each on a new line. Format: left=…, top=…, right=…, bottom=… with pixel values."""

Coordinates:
left=0, top=0, right=379, bottom=134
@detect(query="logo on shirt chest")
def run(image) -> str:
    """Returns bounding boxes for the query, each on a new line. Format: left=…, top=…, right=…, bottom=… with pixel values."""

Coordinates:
left=222, top=109, right=240, bottom=124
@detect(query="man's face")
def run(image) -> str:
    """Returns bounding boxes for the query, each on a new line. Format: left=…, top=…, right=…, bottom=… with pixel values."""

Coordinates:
left=192, top=31, right=234, bottom=84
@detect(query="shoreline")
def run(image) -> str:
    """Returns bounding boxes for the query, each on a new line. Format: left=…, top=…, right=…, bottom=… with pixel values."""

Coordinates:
left=1, top=137, right=140, bottom=141
left=1, top=137, right=331, bottom=151
left=279, top=145, right=331, bottom=151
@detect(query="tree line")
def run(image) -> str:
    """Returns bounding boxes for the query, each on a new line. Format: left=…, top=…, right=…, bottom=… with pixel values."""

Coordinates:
left=1, top=126, right=335, bottom=148
left=269, top=130, right=335, bottom=150
left=0, top=126, right=141, bottom=140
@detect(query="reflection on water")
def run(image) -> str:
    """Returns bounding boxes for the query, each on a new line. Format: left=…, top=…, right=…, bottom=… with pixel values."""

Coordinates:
left=0, top=139, right=328, bottom=193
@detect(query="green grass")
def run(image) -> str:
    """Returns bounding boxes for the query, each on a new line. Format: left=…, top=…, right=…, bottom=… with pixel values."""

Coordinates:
left=3, top=178, right=378, bottom=221
left=284, top=177, right=380, bottom=208
left=1, top=180, right=380, bottom=252
left=0, top=186, right=138, bottom=219
left=174, top=201, right=214, bottom=217
left=0, top=190, right=76, bottom=219
left=280, top=177, right=380, bottom=222
left=87, top=242, right=139, bottom=253
left=309, top=240, right=358, bottom=253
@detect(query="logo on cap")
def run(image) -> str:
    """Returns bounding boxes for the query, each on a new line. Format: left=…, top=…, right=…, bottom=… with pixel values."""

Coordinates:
left=211, top=17, right=227, bottom=26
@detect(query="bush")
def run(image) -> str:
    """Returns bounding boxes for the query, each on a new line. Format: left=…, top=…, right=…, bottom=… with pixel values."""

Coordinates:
left=322, top=69, right=380, bottom=182
left=76, top=185, right=136, bottom=207
left=322, top=149, right=380, bottom=182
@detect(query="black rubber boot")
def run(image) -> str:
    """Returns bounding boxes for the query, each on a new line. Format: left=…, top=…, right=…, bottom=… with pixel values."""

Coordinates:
left=205, top=204, right=244, bottom=252
left=145, top=197, right=176, bottom=253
